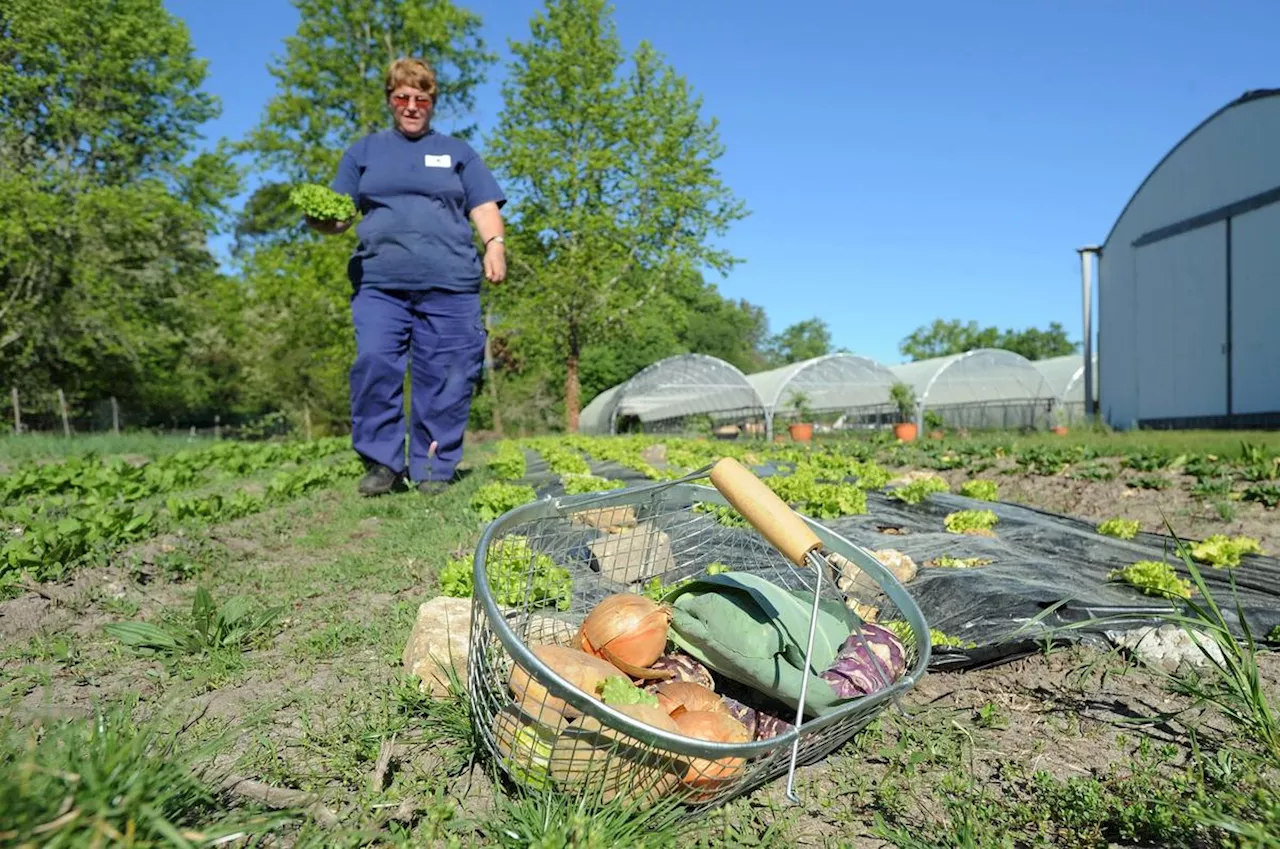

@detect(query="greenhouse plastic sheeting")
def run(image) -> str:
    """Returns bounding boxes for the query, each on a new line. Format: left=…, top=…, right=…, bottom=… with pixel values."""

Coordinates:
left=747, top=353, right=898, bottom=415
left=890, top=348, right=1057, bottom=409
left=510, top=451, right=1280, bottom=672
left=577, top=354, right=765, bottom=434
left=1034, top=354, right=1097, bottom=404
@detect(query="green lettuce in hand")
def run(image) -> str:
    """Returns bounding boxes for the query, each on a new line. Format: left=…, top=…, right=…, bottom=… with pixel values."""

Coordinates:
left=289, top=183, right=356, bottom=222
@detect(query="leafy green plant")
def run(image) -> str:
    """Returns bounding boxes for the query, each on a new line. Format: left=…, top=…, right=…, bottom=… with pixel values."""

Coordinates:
left=765, top=471, right=867, bottom=518
left=885, top=620, right=974, bottom=649
left=1128, top=475, right=1170, bottom=490
left=788, top=390, right=813, bottom=423
left=959, top=479, right=999, bottom=501
left=289, top=182, right=356, bottom=220
left=889, top=475, right=949, bottom=505
left=928, top=556, right=993, bottom=568
left=104, top=586, right=284, bottom=658
left=889, top=382, right=917, bottom=423
left=1189, top=534, right=1264, bottom=569
left=470, top=481, right=538, bottom=522
left=1243, top=482, right=1280, bottom=508
left=489, top=441, right=527, bottom=481
left=1107, top=560, right=1193, bottom=600
left=1097, top=518, right=1141, bottom=540
left=693, top=503, right=749, bottom=528
left=944, top=509, right=998, bottom=535
left=439, top=535, right=572, bottom=611
left=560, top=474, right=626, bottom=495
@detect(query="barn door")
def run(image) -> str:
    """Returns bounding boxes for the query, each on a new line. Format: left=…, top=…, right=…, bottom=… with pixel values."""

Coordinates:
left=1229, top=201, right=1280, bottom=416
left=1133, top=223, right=1228, bottom=420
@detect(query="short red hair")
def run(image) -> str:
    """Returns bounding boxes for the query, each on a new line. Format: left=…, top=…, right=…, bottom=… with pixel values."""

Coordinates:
left=385, top=57, right=438, bottom=101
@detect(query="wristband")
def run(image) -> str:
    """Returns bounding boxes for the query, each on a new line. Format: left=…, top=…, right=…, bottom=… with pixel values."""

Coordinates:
left=485, top=236, right=505, bottom=247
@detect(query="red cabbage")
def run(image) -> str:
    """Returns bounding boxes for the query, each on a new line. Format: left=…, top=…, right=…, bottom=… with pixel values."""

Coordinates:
left=819, top=623, right=907, bottom=699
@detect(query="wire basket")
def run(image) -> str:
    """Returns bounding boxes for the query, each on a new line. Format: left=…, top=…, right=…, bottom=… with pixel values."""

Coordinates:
left=467, top=457, right=931, bottom=817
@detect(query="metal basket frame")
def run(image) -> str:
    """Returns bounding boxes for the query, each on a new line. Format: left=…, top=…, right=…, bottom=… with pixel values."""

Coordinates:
left=467, top=475, right=932, bottom=811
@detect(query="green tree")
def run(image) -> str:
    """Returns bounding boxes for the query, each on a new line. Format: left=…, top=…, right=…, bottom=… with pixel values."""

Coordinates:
left=485, top=0, right=748, bottom=431
left=899, top=318, right=1077, bottom=361
left=765, top=318, right=833, bottom=366
left=0, top=0, right=241, bottom=422
left=235, top=0, right=496, bottom=424
left=241, top=0, right=493, bottom=185
left=998, top=322, right=1079, bottom=361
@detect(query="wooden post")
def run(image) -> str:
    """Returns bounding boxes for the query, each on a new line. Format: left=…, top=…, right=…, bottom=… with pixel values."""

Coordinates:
left=57, top=389, right=71, bottom=437
left=111, top=396, right=120, bottom=435
left=214, top=415, right=221, bottom=440
left=10, top=387, right=19, bottom=434
left=304, top=405, right=313, bottom=440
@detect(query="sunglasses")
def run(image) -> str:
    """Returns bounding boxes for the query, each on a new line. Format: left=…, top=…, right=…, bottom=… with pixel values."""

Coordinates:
left=390, top=93, right=432, bottom=108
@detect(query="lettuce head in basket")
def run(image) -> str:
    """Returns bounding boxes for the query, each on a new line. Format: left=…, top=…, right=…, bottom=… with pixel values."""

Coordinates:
left=664, top=571, right=899, bottom=720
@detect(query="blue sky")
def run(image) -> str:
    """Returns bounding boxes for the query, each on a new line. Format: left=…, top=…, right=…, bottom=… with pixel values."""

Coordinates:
left=164, top=0, right=1278, bottom=365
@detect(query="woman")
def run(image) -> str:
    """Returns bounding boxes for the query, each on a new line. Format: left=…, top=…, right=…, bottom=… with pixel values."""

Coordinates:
left=311, top=57, right=507, bottom=497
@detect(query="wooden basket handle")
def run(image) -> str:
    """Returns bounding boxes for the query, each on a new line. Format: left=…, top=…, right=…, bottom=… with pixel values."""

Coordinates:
left=709, top=457, right=823, bottom=567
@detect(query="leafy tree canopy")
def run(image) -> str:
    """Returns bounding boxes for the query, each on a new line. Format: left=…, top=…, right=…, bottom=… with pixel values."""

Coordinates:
left=899, top=318, right=1078, bottom=362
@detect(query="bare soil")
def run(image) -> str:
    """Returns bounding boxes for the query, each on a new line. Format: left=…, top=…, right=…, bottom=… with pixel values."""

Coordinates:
left=926, top=463, right=1279, bottom=553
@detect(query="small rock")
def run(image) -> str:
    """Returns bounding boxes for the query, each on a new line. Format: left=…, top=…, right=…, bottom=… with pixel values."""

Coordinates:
left=402, top=597, right=472, bottom=697
left=523, top=615, right=577, bottom=646
left=589, top=524, right=676, bottom=584
left=872, top=549, right=918, bottom=584
left=845, top=601, right=880, bottom=622
left=640, top=443, right=667, bottom=466
left=1109, top=623, right=1226, bottom=672
left=570, top=505, right=637, bottom=532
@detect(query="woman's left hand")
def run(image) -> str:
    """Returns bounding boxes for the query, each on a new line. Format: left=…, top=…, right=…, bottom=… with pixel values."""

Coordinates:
left=484, top=241, right=506, bottom=283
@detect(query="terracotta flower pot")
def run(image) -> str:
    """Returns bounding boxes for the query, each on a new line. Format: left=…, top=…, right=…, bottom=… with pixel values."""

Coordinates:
left=928, top=430, right=945, bottom=440
left=788, top=422, right=813, bottom=443
left=1051, top=426, right=1069, bottom=436
left=893, top=422, right=918, bottom=442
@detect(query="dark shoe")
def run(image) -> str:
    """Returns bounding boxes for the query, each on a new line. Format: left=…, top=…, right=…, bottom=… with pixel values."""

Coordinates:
left=358, top=464, right=406, bottom=496
left=417, top=479, right=451, bottom=496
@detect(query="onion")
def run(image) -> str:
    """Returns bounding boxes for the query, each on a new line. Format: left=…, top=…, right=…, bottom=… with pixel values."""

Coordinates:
left=576, top=593, right=674, bottom=679
left=548, top=702, right=685, bottom=808
left=672, top=710, right=751, bottom=802
left=654, top=681, right=726, bottom=718
left=507, top=644, right=625, bottom=726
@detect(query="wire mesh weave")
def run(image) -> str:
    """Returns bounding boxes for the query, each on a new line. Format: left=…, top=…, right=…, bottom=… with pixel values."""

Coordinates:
left=467, top=472, right=931, bottom=817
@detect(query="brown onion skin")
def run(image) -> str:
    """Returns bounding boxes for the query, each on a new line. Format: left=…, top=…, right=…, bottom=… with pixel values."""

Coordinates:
left=655, top=681, right=726, bottom=717
left=672, top=710, right=752, bottom=801
left=576, top=594, right=672, bottom=674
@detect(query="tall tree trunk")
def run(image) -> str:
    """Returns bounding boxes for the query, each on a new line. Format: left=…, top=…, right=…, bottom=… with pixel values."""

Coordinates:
left=565, top=347, right=581, bottom=433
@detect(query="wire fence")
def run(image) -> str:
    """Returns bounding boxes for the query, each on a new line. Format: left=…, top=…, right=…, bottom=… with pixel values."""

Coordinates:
left=5, top=387, right=304, bottom=441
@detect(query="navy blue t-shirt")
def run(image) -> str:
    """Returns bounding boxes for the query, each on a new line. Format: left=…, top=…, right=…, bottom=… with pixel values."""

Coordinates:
left=330, top=129, right=506, bottom=292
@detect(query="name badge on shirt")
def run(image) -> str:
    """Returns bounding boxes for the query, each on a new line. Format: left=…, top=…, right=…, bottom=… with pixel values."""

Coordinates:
left=424, top=154, right=452, bottom=168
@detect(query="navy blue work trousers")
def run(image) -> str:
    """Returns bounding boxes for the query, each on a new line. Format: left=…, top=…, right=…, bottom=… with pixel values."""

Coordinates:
left=349, top=286, right=485, bottom=482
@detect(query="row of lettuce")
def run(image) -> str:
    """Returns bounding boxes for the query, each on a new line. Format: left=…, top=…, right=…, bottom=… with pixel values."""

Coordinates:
left=467, top=435, right=1267, bottom=605
left=1, top=438, right=360, bottom=585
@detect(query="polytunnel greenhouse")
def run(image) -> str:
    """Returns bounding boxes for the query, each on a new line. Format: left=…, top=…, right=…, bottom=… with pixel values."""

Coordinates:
left=747, top=353, right=900, bottom=438
left=577, top=353, right=767, bottom=435
left=889, top=348, right=1059, bottom=431
left=1033, top=354, right=1098, bottom=423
